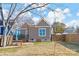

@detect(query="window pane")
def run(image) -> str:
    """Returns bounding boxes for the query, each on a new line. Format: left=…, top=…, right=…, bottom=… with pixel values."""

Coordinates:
left=43, top=32, right=45, bottom=35
left=38, top=28, right=46, bottom=37
left=40, top=32, right=42, bottom=35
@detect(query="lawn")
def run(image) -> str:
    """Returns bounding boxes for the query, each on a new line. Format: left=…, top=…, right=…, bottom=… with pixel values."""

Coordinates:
left=0, top=47, right=21, bottom=53
left=58, top=41, right=79, bottom=53
left=0, top=41, right=78, bottom=56
left=33, top=41, right=52, bottom=45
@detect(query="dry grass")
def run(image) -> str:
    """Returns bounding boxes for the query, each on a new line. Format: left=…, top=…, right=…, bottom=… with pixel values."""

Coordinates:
left=0, top=41, right=78, bottom=56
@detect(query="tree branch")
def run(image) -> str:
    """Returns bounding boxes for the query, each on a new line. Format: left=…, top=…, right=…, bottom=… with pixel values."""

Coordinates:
left=7, top=3, right=49, bottom=35
left=7, top=3, right=13, bottom=19
left=7, top=4, right=17, bottom=24
left=22, top=3, right=35, bottom=12
left=23, top=3, right=49, bottom=13
left=0, top=3, right=4, bottom=20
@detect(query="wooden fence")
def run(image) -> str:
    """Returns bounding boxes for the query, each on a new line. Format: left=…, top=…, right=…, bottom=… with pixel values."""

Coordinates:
left=52, top=34, right=79, bottom=42
left=0, top=35, right=13, bottom=47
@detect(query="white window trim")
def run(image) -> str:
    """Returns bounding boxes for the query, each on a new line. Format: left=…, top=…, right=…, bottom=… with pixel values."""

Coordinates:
left=38, top=28, right=46, bottom=37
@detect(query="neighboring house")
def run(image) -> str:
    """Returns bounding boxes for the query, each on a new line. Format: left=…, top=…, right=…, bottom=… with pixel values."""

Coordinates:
left=63, top=26, right=76, bottom=34
left=20, top=23, right=31, bottom=42
left=75, top=26, right=79, bottom=33
left=0, top=20, right=4, bottom=46
left=0, top=20, right=4, bottom=35
left=0, top=20, right=14, bottom=46
left=0, top=20, right=14, bottom=35
left=20, top=18, right=51, bottom=42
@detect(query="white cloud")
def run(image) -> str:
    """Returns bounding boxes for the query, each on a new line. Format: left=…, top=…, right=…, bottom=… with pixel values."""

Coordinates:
left=66, top=19, right=79, bottom=29
left=3, top=9, right=9, bottom=19
left=46, top=8, right=66, bottom=25
left=63, top=8, right=70, bottom=14
left=55, top=8, right=62, bottom=12
left=55, top=8, right=65, bottom=23
left=37, top=8, right=40, bottom=11
left=46, top=8, right=71, bottom=24
left=26, top=12, right=32, bottom=16
left=46, top=11, right=54, bottom=25
left=32, top=17, right=40, bottom=25
left=55, top=8, right=71, bottom=22
left=77, top=12, right=79, bottom=16
left=63, top=8, right=72, bottom=17
left=37, top=6, right=47, bottom=11
left=41, top=7, right=46, bottom=11
left=48, top=11, right=54, bottom=18
left=54, top=11, right=63, bottom=18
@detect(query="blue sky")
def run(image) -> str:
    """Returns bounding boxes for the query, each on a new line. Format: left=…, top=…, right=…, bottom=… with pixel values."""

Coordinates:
left=58, top=4, right=79, bottom=22
left=2, top=3, right=79, bottom=26
left=47, top=3, right=79, bottom=24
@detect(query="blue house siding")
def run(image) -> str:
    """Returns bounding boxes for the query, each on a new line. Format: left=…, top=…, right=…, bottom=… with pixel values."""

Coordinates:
left=0, top=27, right=4, bottom=35
left=0, top=20, right=4, bottom=35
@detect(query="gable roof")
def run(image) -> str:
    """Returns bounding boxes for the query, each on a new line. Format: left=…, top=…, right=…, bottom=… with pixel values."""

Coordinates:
left=21, top=23, right=30, bottom=29
left=25, top=18, right=34, bottom=25
left=63, top=27, right=76, bottom=34
left=21, top=18, right=51, bottom=28
left=35, top=18, right=50, bottom=26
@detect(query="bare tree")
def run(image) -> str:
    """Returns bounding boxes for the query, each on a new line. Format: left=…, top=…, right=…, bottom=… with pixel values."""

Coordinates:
left=0, top=3, right=49, bottom=47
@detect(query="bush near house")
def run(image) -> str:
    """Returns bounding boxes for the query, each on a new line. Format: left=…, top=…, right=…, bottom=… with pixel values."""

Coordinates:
left=53, top=22, right=65, bottom=33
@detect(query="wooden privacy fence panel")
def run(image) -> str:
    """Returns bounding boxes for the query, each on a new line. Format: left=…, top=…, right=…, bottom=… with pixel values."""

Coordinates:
left=6, top=35, right=13, bottom=46
left=52, top=34, right=63, bottom=41
left=0, top=35, right=13, bottom=46
left=52, top=34, right=79, bottom=42
left=0, top=35, right=3, bottom=47
left=65, top=34, right=79, bottom=42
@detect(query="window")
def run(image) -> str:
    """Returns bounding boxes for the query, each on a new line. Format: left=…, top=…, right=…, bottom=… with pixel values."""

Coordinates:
left=38, top=28, right=46, bottom=37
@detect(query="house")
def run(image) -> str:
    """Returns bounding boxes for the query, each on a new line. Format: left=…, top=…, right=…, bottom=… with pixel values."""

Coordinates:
left=0, top=19, right=14, bottom=35
left=20, top=18, right=51, bottom=42
left=0, top=20, right=4, bottom=46
left=63, top=26, right=76, bottom=34
left=0, top=20, right=4, bottom=35
left=20, top=23, right=31, bottom=42
left=0, top=20, right=14, bottom=46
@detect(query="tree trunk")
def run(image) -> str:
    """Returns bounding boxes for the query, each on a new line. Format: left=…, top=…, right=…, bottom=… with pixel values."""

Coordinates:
left=3, top=27, right=7, bottom=47
left=3, top=31, right=7, bottom=47
left=3, top=21, right=8, bottom=47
